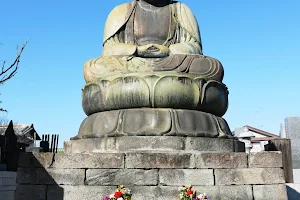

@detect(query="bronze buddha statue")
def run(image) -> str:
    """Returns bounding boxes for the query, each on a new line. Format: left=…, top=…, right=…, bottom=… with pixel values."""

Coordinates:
left=84, top=0, right=223, bottom=82
left=75, top=0, right=231, bottom=139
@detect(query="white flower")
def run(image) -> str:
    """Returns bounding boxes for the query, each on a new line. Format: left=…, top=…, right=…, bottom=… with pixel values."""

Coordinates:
left=121, top=188, right=131, bottom=194
left=117, top=198, right=123, bottom=200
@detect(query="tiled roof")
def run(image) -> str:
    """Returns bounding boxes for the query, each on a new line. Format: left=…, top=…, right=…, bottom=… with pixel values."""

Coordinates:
left=245, top=125, right=280, bottom=138
left=251, top=137, right=279, bottom=142
left=0, top=122, right=41, bottom=144
left=0, top=124, right=27, bottom=135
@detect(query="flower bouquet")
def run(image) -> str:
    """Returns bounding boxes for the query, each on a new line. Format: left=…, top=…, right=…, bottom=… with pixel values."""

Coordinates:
left=103, top=185, right=132, bottom=200
left=179, top=185, right=210, bottom=200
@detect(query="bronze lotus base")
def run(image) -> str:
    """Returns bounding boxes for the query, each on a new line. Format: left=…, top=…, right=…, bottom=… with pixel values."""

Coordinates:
left=73, top=108, right=232, bottom=140
left=82, top=72, right=229, bottom=117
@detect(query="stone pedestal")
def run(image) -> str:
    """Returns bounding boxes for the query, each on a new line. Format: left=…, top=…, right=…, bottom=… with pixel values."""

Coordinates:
left=14, top=137, right=288, bottom=200
left=64, top=136, right=245, bottom=154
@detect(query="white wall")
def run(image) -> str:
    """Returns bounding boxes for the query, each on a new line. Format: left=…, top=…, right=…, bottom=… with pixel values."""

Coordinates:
left=250, top=141, right=268, bottom=152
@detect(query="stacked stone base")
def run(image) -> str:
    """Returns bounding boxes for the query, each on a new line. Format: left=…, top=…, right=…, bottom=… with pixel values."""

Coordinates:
left=15, top=137, right=287, bottom=200
left=0, top=171, right=17, bottom=200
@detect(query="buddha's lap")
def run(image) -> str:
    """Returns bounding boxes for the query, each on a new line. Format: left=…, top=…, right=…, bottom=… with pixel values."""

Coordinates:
left=84, top=54, right=224, bottom=82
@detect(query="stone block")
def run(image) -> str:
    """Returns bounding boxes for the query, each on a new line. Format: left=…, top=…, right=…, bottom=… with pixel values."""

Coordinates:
left=19, top=152, right=124, bottom=169
left=0, top=191, right=15, bottom=200
left=159, top=169, right=214, bottom=186
left=126, top=186, right=252, bottom=200
left=66, top=137, right=243, bottom=153
left=233, top=139, right=246, bottom=152
left=126, top=153, right=195, bottom=169
left=116, top=136, right=184, bottom=151
left=0, top=164, right=7, bottom=171
left=47, top=185, right=116, bottom=200
left=0, top=172, right=17, bottom=185
left=18, top=152, right=53, bottom=168
left=286, top=184, right=300, bottom=200
left=64, top=141, right=72, bottom=154
left=215, top=168, right=285, bottom=185
left=86, top=169, right=158, bottom=185
left=52, top=153, right=124, bottom=168
left=249, top=151, right=283, bottom=168
left=49, top=186, right=197, bottom=200
left=127, top=186, right=178, bottom=200
left=17, top=168, right=85, bottom=185
left=57, top=153, right=124, bottom=168
left=185, top=137, right=234, bottom=152
left=193, top=185, right=253, bottom=200
left=70, top=137, right=116, bottom=153
left=2, top=171, right=17, bottom=178
left=2, top=177, right=17, bottom=186
left=253, top=184, right=287, bottom=200
left=15, top=185, right=47, bottom=200
left=25, top=147, right=43, bottom=153
left=196, top=153, right=247, bottom=168
left=0, top=185, right=16, bottom=191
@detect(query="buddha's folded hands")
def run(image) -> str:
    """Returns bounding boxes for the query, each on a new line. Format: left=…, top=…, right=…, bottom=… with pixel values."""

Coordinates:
left=137, top=44, right=169, bottom=58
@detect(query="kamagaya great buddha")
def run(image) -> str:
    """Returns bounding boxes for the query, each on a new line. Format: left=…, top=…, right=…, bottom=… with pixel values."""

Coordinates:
left=75, top=0, right=231, bottom=139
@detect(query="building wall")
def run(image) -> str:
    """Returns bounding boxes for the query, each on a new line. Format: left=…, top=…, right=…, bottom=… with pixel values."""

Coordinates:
left=251, top=141, right=268, bottom=152
left=280, top=122, right=287, bottom=138
left=282, top=117, right=300, bottom=169
left=234, top=126, right=275, bottom=153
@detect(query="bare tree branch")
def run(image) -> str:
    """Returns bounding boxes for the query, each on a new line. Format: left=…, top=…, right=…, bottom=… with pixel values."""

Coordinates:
left=0, top=38, right=31, bottom=85
left=0, top=108, right=7, bottom=112
left=0, top=38, right=31, bottom=112
left=0, top=116, right=9, bottom=125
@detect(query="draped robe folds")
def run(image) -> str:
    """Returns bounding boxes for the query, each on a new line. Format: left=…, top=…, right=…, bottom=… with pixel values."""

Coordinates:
left=84, top=1, right=224, bottom=83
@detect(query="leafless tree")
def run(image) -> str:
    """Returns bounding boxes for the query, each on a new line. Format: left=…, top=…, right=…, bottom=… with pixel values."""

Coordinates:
left=0, top=38, right=30, bottom=112
left=0, top=117, right=9, bottom=126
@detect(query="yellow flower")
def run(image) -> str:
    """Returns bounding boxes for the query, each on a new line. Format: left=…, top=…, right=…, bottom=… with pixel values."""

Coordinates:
left=185, top=185, right=192, bottom=189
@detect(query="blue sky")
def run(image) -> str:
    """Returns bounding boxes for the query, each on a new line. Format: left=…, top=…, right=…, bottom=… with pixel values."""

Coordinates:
left=1, top=0, right=299, bottom=147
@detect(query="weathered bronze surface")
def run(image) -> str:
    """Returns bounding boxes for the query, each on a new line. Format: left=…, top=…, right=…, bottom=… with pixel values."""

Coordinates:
left=77, top=0, right=232, bottom=139
left=75, top=109, right=230, bottom=139
left=84, top=0, right=224, bottom=81
left=82, top=73, right=228, bottom=117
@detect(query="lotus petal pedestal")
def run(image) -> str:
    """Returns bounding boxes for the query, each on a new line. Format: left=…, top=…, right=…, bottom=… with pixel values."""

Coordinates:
left=73, top=108, right=231, bottom=140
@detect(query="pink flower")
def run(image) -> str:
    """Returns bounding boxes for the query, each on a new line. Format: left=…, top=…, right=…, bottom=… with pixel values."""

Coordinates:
left=103, top=196, right=110, bottom=200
